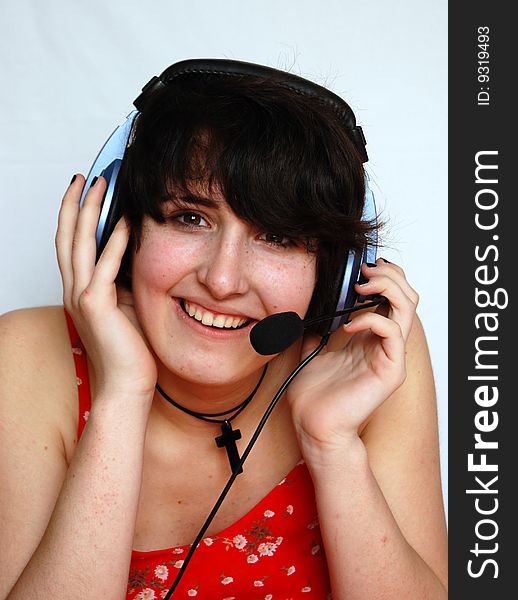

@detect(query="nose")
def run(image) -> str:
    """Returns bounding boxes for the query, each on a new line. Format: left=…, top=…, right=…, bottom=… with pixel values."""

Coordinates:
left=197, top=233, right=251, bottom=299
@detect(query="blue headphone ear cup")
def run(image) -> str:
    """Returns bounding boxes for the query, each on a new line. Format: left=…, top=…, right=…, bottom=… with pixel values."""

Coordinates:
left=79, top=110, right=138, bottom=260
left=328, top=249, right=363, bottom=334
left=322, top=173, right=377, bottom=335
left=95, top=159, right=123, bottom=260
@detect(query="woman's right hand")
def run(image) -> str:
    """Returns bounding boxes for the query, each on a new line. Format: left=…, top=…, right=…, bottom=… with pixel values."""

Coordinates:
left=55, top=174, right=157, bottom=399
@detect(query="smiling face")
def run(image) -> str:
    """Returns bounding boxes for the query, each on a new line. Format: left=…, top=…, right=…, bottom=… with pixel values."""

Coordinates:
left=116, top=77, right=370, bottom=356
left=130, top=184, right=317, bottom=387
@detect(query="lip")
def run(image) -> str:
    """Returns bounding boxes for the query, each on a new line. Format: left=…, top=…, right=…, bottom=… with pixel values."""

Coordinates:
left=182, top=298, right=253, bottom=322
left=172, top=297, right=257, bottom=340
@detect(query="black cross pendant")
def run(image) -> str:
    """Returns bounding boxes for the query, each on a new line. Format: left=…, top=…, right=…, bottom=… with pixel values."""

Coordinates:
left=215, top=420, right=243, bottom=475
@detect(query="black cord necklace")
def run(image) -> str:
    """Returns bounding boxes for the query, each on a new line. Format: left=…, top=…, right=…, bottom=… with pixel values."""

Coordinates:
left=155, top=364, right=268, bottom=475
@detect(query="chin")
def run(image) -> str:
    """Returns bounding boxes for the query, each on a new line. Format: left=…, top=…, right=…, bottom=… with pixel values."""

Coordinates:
left=159, top=347, right=267, bottom=387
left=135, top=294, right=270, bottom=385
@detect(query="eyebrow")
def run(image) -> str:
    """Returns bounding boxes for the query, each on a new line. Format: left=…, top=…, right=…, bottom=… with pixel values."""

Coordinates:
left=177, top=193, right=220, bottom=208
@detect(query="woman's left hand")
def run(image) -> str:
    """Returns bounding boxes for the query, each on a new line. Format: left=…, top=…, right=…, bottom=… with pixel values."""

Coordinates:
left=286, top=258, right=419, bottom=458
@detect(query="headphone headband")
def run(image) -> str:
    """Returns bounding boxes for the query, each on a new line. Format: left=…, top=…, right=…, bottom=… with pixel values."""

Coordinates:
left=80, top=58, right=377, bottom=336
left=134, top=59, right=368, bottom=163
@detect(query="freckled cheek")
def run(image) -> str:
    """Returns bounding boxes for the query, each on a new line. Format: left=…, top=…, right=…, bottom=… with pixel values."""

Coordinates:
left=260, top=257, right=317, bottom=315
left=132, top=239, right=202, bottom=290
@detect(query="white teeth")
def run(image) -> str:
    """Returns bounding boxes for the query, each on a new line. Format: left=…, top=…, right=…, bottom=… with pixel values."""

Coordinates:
left=213, top=315, right=226, bottom=328
left=182, top=300, right=248, bottom=329
left=201, top=313, right=214, bottom=326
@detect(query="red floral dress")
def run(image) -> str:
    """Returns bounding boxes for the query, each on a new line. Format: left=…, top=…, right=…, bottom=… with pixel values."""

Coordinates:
left=65, top=312, right=332, bottom=599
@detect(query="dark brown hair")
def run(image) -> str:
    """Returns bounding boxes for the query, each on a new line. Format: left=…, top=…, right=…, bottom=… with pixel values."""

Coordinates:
left=116, top=74, right=378, bottom=320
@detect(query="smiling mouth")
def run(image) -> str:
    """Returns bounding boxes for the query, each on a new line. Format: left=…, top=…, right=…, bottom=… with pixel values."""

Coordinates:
left=180, top=299, right=252, bottom=330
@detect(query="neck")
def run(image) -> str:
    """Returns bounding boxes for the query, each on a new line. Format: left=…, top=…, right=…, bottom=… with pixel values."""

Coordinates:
left=156, top=364, right=267, bottom=422
left=155, top=364, right=266, bottom=414
left=150, top=344, right=301, bottom=434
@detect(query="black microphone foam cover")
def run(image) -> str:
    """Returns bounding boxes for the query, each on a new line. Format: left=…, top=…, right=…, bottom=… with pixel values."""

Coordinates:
left=249, top=312, right=304, bottom=355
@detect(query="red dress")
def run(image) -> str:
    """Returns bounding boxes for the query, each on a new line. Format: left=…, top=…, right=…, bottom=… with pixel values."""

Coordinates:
left=64, top=312, right=332, bottom=599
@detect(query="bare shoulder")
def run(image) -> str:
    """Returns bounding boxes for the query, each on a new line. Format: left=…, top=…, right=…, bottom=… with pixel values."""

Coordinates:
left=0, top=305, right=74, bottom=383
left=362, top=313, right=437, bottom=439
left=0, top=306, right=79, bottom=455
left=361, top=313, right=448, bottom=585
left=1, top=304, right=69, bottom=340
left=360, top=313, right=441, bottom=471
left=0, top=307, right=81, bottom=594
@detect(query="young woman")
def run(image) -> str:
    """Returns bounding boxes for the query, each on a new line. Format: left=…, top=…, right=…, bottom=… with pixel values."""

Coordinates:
left=0, top=61, right=447, bottom=599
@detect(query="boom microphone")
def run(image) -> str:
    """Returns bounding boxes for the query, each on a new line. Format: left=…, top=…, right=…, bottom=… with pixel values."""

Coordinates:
left=249, top=296, right=386, bottom=355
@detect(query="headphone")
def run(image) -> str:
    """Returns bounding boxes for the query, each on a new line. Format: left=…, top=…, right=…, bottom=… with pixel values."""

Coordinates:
left=79, top=58, right=377, bottom=336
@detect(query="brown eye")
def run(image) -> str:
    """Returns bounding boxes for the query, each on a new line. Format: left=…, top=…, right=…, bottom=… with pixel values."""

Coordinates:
left=267, top=234, right=284, bottom=244
left=260, top=232, right=292, bottom=247
left=176, top=212, right=207, bottom=227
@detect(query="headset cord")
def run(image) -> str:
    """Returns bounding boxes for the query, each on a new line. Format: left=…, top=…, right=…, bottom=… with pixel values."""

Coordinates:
left=163, top=334, right=330, bottom=599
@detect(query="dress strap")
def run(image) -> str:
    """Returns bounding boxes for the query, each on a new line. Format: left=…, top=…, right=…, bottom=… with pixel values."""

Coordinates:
left=63, top=309, right=92, bottom=440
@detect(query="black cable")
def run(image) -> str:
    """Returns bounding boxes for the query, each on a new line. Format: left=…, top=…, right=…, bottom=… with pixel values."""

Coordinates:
left=162, top=334, right=329, bottom=598
left=155, top=364, right=268, bottom=422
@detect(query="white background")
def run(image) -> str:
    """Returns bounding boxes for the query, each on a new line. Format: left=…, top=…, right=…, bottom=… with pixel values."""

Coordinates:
left=0, top=0, right=448, bottom=512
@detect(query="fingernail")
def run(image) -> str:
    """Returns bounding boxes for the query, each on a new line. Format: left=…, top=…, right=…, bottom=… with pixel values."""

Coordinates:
left=90, top=176, right=98, bottom=188
left=69, top=174, right=77, bottom=185
left=381, top=258, right=391, bottom=264
left=358, top=273, right=369, bottom=285
left=366, top=262, right=377, bottom=268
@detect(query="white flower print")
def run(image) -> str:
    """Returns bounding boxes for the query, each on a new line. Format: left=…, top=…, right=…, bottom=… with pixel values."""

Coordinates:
left=136, top=589, right=156, bottom=600
left=264, top=596, right=273, bottom=600
left=247, top=554, right=259, bottom=564
left=301, top=586, right=312, bottom=592
left=233, top=534, right=247, bottom=550
left=221, top=576, right=234, bottom=585
left=203, top=537, right=214, bottom=546
left=276, top=536, right=283, bottom=546
left=76, top=376, right=83, bottom=386
left=154, top=564, right=169, bottom=581
left=307, top=518, right=319, bottom=530
left=187, top=591, right=198, bottom=597
left=286, top=504, right=294, bottom=515
left=287, top=565, right=296, bottom=576
left=173, top=547, right=184, bottom=554
left=258, top=542, right=277, bottom=557
left=72, top=346, right=82, bottom=355
left=160, top=592, right=168, bottom=599
left=311, top=544, right=321, bottom=555
left=173, top=560, right=184, bottom=569
left=83, top=410, right=90, bottom=422
left=263, top=510, right=275, bottom=518
left=254, top=580, right=264, bottom=587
